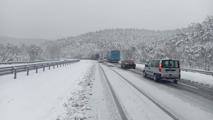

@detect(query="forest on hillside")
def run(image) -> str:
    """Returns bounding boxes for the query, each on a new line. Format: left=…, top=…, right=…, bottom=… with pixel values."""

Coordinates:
left=0, top=16, right=212, bottom=70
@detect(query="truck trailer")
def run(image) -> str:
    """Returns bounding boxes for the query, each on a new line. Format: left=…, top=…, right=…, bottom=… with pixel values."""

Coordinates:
left=107, top=50, right=120, bottom=63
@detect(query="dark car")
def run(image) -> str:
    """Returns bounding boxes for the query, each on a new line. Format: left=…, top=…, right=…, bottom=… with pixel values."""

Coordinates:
left=121, top=60, right=136, bottom=69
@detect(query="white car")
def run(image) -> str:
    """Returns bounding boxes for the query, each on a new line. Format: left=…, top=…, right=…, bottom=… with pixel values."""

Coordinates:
left=143, top=59, right=180, bottom=84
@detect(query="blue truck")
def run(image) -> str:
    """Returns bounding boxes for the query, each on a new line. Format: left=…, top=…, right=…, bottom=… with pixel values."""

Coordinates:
left=107, top=50, right=120, bottom=63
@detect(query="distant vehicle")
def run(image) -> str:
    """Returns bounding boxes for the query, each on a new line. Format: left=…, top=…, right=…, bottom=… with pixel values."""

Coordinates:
left=121, top=60, right=136, bottom=69
left=98, top=58, right=104, bottom=63
left=90, top=53, right=100, bottom=60
left=107, top=50, right=120, bottom=63
left=95, top=53, right=100, bottom=60
left=143, top=59, right=180, bottom=84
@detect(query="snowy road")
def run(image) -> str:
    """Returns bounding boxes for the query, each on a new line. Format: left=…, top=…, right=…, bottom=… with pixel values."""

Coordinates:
left=1, top=60, right=213, bottom=120
left=100, top=65, right=174, bottom=120
left=109, top=62, right=213, bottom=100
left=98, top=64, right=213, bottom=120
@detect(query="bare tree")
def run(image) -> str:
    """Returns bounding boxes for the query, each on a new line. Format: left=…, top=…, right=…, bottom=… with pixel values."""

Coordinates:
left=26, top=45, right=43, bottom=61
left=45, top=43, right=61, bottom=60
left=0, top=44, right=20, bottom=62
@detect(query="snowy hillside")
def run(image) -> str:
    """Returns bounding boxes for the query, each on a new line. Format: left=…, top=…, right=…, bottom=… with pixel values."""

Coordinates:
left=0, top=36, right=49, bottom=46
left=0, top=16, right=212, bottom=71
left=54, top=17, right=213, bottom=70
left=55, top=29, right=177, bottom=59
left=161, top=16, right=213, bottom=70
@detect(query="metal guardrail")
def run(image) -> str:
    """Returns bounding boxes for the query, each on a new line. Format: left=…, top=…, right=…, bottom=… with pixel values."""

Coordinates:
left=181, top=68, right=213, bottom=76
left=0, top=60, right=49, bottom=64
left=0, top=59, right=80, bottom=79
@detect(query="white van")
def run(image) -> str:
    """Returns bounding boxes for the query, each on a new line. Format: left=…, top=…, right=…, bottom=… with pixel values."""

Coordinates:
left=143, top=59, right=180, bottom=83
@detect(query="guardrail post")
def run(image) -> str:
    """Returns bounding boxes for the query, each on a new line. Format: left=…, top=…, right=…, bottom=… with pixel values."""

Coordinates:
left=48, top=64, right=50, bottom=70
left=57, top=64, right=58, bottom=68
left=43, top=64, right=45, bottom=71
left=27, top=66, right=29, bottom=76
left=53, top=64, right=55, bottom=69
left=13, top=67, right=17, bottom=79
left=36, top=66, right=38, bottom=73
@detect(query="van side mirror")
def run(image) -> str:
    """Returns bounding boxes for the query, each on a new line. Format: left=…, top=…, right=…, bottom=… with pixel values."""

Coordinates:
left=145, top=64, right=148, bottom=67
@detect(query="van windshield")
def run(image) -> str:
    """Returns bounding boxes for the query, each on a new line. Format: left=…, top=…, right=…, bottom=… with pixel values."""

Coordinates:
left=162, top=60, right=179, bottom=68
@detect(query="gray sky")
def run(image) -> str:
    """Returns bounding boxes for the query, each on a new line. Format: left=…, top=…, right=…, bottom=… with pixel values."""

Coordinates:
left=0, top=0, right=213, bottom=40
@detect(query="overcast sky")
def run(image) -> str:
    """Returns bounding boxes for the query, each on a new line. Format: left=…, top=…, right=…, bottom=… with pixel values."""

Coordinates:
left=0, top=0, right=213, bottom=39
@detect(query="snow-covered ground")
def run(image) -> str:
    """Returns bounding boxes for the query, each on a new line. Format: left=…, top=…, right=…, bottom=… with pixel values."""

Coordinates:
left=136, top=63, right=213, bottom=88
left=1, top=60, right=213, bottom=120
left=181, top=71, right=213, bottom=87
left=0, top=60, right=95, bottom=120
left=136, top=63, right=144, bottom=70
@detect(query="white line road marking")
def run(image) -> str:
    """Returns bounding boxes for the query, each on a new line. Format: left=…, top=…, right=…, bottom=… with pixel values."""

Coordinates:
left=179, top=83, right=199, bottom=89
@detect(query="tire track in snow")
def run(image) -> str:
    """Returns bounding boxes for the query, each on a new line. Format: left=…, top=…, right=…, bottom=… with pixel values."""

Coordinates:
left=99, top=65, right=129, bottom=120
left=107, top=67, right=179, bottom=120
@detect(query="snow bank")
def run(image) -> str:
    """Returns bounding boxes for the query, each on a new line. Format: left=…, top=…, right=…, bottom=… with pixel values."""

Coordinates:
left=0, top=60, right=94, bottom=120
left=181, top=71, right=213, bottom=87
left=57, top=62, right=96, bottom=120
left=136, top=64, right=144, bottom=70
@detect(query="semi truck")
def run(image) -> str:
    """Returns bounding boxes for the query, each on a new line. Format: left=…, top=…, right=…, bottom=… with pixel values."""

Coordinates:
left=107, top=50, right=120, bottom=63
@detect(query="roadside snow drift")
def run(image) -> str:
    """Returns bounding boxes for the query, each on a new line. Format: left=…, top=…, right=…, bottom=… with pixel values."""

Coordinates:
left=181, top=71, right=213, bottom=87
left=0, top=60, right=95, bottom=120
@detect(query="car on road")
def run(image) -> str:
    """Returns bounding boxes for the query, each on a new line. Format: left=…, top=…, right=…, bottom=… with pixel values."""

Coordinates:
left=98, top=58, right=104, bottom=63
left=121, top=60, right=136, bottom=69
left=143, top=59, right=180, bottom=83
